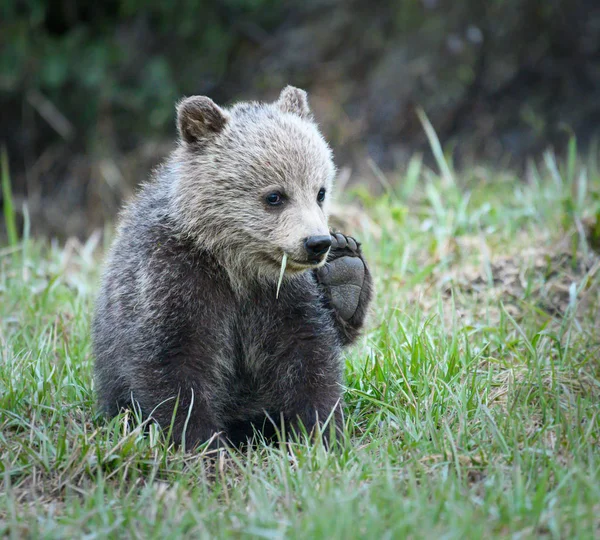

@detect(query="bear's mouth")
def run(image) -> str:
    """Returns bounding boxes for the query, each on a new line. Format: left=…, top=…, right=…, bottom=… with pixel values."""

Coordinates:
left=264, top=251, right=325, bottom=272
left=284, top=255, right=327, bottom=271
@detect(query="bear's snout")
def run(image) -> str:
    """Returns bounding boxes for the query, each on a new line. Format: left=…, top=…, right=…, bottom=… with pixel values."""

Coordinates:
left=304, top=235, right=332, bottom=261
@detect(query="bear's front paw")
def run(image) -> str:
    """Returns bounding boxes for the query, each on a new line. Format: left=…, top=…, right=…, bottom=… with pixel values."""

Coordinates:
left=316, top=233, right=366, bottom=321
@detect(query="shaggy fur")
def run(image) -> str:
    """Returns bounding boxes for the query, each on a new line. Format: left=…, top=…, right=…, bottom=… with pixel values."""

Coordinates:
left=92, top=86, right=373, bottom=448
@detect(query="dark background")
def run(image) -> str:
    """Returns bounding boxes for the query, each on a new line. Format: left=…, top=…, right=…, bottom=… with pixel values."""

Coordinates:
left=2, top=0, right=600, bottom=238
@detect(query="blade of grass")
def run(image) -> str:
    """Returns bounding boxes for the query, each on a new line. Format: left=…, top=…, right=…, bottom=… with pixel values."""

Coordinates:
left=276, top=252, right=287, bottom=299
left=566, top=135, right=577, bottom=186
left=1, top=146, right=18, bottom=246
left=416, top=108, right=454, bottom=188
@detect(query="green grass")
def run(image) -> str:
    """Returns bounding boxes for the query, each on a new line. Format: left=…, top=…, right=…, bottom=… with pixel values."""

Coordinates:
left=1, top=150, right=600, bottom=538
left=1, top=146, right=18, bottom=247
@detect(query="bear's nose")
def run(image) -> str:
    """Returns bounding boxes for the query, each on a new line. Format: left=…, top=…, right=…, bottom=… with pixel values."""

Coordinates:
left=304, top=235, right=332, bottom=260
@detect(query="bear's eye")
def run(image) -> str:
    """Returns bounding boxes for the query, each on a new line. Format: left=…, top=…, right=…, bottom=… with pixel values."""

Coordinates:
left=317, top=188, right=326, bottom=203
left=265, top=192, right=284, bottom=206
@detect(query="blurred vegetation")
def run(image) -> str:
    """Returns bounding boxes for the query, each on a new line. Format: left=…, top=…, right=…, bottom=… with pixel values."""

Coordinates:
left=1, top=0, right=600, bottom=237
left=1, top=0, right=285, bottom=147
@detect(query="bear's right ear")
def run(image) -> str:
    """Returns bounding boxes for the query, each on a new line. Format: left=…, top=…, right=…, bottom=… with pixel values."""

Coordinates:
left=176, top=96, right=229, bottom=144
left=275, top=86, right=312, bottom=119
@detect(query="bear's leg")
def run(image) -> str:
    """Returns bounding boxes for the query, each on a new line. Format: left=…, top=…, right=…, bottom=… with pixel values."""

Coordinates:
left=283, top=397, right=345, bottom=449
left=95, top=368, right=131, bottom=418
left=129, top=372, right=224, bottom=450
left=315, top=232, right=373, bottom=345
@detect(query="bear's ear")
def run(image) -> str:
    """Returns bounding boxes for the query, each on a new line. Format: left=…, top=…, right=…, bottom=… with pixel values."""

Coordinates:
left=275, top=86, right=312, bottom=119
left=176, top=96, right=229, bottom=144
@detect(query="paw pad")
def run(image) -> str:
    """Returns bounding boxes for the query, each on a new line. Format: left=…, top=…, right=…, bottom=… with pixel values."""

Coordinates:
left=317, top=256, right=365, bottom=321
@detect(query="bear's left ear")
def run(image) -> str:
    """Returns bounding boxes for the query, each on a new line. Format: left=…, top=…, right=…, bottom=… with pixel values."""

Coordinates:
left=176, top=96, right=229, bottom=144
left=275, top=86, right=312, bottom=119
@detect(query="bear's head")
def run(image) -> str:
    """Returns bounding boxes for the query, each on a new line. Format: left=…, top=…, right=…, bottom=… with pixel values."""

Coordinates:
left=169, top=86, right=336, bottom=282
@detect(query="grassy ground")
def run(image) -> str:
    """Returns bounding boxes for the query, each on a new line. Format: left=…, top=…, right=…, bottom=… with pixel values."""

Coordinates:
left=1, top=148, right=600, bottom=538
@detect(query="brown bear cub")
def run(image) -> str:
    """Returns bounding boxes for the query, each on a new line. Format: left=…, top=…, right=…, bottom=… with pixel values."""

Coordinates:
left=92, top=86, right=373, bottom=449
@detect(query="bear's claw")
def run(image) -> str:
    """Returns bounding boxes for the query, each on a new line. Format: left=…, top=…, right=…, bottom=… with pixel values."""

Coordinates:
left=329, top=232, right=360, bottom=255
